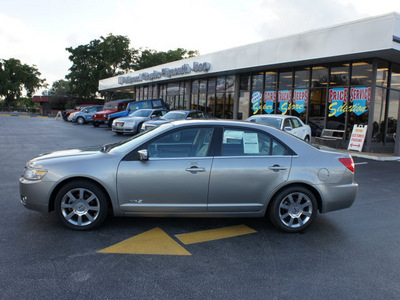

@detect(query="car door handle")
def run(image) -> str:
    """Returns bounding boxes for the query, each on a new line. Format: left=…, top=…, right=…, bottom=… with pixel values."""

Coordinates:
left=185, top=166, right=206, bottom=173
left=268, top=165, right=288, bottom=171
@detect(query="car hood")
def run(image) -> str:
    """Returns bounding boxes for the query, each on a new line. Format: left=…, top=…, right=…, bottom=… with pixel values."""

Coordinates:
left=28, top=147, right=104, bottom=166
left=115, top=116, right=149, bottom=123
left=144, top=119, right=172, bottom=126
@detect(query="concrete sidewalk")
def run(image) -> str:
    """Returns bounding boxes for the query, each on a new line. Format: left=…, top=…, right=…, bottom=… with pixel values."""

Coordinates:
left=315, top=145, right=400, bottom=161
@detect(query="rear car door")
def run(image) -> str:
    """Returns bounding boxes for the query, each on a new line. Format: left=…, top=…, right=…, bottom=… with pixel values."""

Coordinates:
left=207, top=127, right=292, bottom=213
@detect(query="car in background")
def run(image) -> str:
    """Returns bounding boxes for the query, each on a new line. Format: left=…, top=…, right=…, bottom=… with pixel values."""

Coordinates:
left=107, top=99, right=169, bottom=126
left=112, top=108, right=168, bottom=135
left=62, top=105, right=94, bottom=121
left=71, top=105, right=104, bottom=124
left=246, top=115, right=312, bottom=142
left=19, top=119, right=358, bottom=232
left=141, top=110, right=208, bottom=132
left=93, top=99, right=135, bottom=127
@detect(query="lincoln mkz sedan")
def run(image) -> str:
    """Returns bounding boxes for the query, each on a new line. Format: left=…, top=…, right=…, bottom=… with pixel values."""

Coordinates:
left=19, top=120, right=358, bottom=232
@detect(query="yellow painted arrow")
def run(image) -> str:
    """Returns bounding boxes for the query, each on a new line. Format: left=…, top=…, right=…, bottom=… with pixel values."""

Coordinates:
left=98, top=227, right=191, bottom=255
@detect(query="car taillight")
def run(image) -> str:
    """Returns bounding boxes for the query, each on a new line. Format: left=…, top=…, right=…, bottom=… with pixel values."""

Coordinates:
left=339, top=158, right=355, bottom=173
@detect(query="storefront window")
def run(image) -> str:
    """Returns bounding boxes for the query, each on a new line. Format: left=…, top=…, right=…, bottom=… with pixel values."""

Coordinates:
left=387, top=89, right=399, bottom=142
left=239, top=91, right=250, bottom=120
left=294, top=68, right=309, bottom=88
left=376, top=60, right=389, bottom=88
left=372, top=87, right=387, bottom=143
left=199, top=93, right=207, bottom=112
left=226, top=75, right=235, bottom=92
left=279, top=71, right=293, bottom=90
left=216, top=93, right=225, bottom=118
left=200, top=80, right=207, bottom=94
left=252, top=73, right=263, bottom=90
left=192, top=80, right=199, bottom=94
left=225, top=93, right=234, bottom=119
left=391, top=63, right=400, bottom=89
left=207, top=94, right=215, bottom=115
left=240, top=74, right=250, bottom=91
left=330, top=63, right=349, bottom=87
left=216, top=77, right=226, bottom=92
left=208, top=78, right=216, bottom=94
left=351, top=61, right=373, bottom=86
left=311, top=66, right=328, bottom=87
left=143, top=86, right=148, bottom=99
left=309, top=88, right=326, bottom=136
left=265, top=72, right=277, bottom=90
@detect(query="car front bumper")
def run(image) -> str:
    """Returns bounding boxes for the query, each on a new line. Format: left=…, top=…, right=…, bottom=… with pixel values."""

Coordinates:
left=19, top=177, right=55, bottom=213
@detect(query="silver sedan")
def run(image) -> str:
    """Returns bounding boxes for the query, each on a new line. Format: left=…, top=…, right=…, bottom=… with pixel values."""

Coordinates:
left=19, top=120, right=358, bottom=233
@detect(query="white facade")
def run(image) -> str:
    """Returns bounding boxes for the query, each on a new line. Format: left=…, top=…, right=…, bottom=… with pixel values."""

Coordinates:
left=99, top=12, right=400, bottom=92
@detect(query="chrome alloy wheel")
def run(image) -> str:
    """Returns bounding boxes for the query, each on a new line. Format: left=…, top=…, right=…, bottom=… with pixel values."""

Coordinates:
left=60, top=188, right=100, bottom=227
left=278, top=192, right=313, bottom=228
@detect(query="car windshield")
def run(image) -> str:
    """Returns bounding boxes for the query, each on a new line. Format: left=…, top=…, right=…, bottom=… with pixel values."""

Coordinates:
left=130, top=110, right=152, bottom=117
left=103, top=103, right=118, bottom=110
left=161, top=112, right=186, bottom=120
left=254, top=117, right=282, bottom=129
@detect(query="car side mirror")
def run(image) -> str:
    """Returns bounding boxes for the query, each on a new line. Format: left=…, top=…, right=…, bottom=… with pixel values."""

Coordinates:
left=138, top=149, right=149, bottom=161
left=284, top=126, right=292, bottom=132
left=150, top=114, right=156, bottom=119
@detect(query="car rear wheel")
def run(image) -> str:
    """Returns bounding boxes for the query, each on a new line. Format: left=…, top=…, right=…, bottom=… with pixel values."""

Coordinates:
left=268, top=186, right=317, bottom=233
left=77, top=117, right=85, bottom=125
left=55, top=180, right=109, bottom=230
left=304, top=135, right=310, bottom=143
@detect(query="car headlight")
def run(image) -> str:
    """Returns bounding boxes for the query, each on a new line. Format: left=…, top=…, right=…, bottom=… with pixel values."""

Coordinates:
left=23, top=167, right=47, bottom=181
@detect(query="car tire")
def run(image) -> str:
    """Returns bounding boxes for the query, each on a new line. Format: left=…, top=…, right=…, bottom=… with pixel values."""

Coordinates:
left=136, top=123, right=143, bottom=134
left=54, top=180, right=109, bottom=230
left=304, top=135, right=310, bottom=143
left=77, top=117, right=85, bottom=125
left=268, top=186, right=317, bottom=233
left=115, top=132, right=123, bottom=135
left=93, top=122, right=100, bottom=127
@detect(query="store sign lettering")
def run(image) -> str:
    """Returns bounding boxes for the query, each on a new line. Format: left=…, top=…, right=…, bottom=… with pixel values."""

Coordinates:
left=329, top=87, right=370, bottom=117
left=292, top=89, right=308, bottom=114
left=118, top=62, right=211, bottom=84
left=263, top=91, right=276, bottom=114
left=278, top=90, right=291, bottom=115
left=251, top=91, right=262, bottom=114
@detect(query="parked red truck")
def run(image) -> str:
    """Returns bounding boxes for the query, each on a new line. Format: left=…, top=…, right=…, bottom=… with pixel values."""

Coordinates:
left=93, top=99, right=135, bottom=127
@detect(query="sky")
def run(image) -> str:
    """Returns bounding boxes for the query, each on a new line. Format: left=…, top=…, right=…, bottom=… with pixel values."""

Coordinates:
left=1, top=0, right=400, bottom=96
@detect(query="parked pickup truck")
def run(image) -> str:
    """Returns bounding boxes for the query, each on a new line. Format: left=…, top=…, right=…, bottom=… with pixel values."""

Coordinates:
left=93, top=99, right=135, bottom=127
left=107, top=98, right=169, bottom=127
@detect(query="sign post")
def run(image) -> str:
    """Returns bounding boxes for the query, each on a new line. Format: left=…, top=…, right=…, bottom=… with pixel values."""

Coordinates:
left=348, top=125, right=367, bottom=152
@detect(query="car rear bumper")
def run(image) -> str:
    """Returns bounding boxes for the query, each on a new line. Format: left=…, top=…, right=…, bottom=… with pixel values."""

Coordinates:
left=319, top=182, right=358, bottom=213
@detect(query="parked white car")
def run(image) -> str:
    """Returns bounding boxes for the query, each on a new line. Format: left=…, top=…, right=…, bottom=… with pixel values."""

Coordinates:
left=246, top=115, right=312, bottom=142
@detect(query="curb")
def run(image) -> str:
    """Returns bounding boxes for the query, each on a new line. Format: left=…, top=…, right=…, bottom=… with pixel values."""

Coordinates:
left=0, top=114, right=51, bottom=118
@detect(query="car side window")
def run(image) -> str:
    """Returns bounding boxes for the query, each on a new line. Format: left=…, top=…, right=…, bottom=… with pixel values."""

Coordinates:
left=152, top=100, right=163, bottom=108
left=129, top=103, right=140, bottom=111
left=291, top=118, right=302, bottom=128
left=142, top=101, right=151, bottom=109
left=222, top=128, right=287, bottom=156
left=283, top=119, right=293, bottom=128
left=147, top=127, right=214, bottom=158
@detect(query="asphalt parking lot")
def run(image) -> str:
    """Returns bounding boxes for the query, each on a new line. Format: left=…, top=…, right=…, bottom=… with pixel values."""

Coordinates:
left=1, top=116, right=399, bottom=299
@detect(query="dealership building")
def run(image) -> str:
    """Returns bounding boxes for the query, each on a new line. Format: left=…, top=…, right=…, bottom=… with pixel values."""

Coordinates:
left=99, top=12, right=400, bottom=155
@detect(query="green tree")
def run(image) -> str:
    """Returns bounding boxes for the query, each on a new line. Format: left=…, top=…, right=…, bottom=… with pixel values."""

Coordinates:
left=134, top=48, right=199, bottom=70
left=0, top=58, right=46, bottom=110
left=50, top=79, right=71, bottom=96
left=65, top=34, right=134, bottom=98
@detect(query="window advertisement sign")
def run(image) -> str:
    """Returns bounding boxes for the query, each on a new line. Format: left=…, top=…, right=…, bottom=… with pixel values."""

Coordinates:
left=350, top=87, right=370, bottom=116
left=251, top=91, right=262, bottom=114
left=348, top=125, right=368, bottom=151
left=328, top=87, right=348, bottom=117
left=278, top=90, right=291, bottom=115
left=292, top=89, right=308, bottom=114
left=263, top=91, right=276, bottom=114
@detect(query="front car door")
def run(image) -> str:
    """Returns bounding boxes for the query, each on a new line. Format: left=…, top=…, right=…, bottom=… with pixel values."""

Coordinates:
left=207, top=127, right=292, bottom=213
left=117, top=126, right=215, bottom=213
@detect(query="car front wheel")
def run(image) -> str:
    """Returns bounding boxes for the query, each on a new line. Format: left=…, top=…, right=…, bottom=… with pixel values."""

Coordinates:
left=77, top=117, right=85, bottom=125
left=268, top=186, right=317, bottom=233
left=55, top=180, right=109, bottom=230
